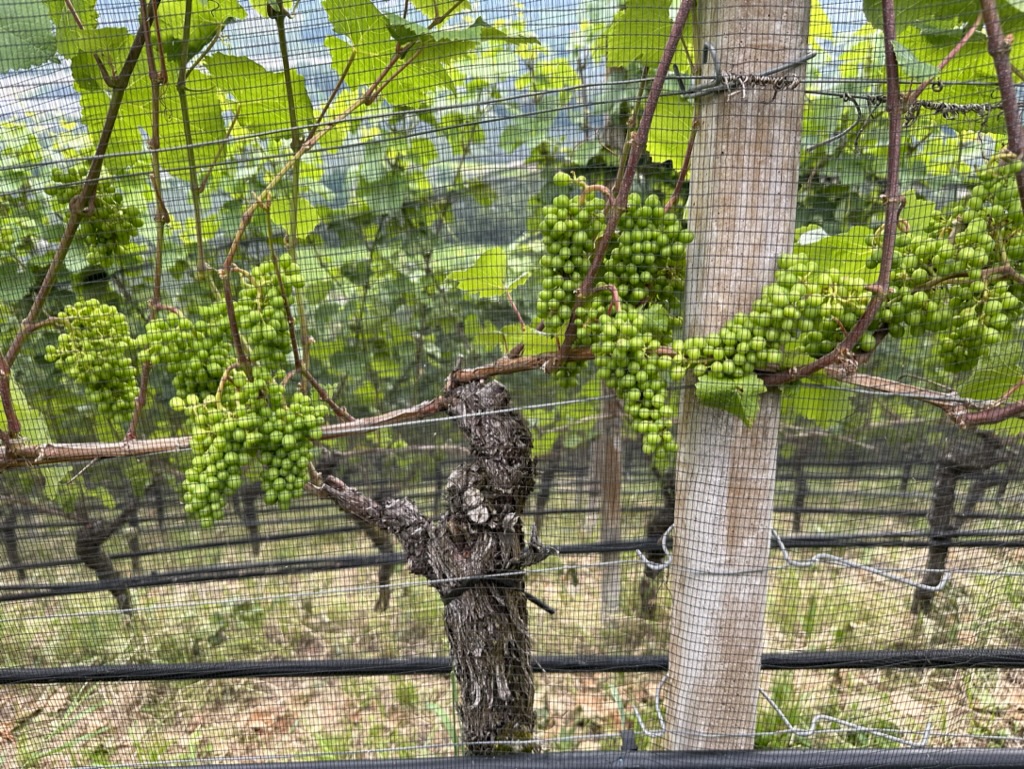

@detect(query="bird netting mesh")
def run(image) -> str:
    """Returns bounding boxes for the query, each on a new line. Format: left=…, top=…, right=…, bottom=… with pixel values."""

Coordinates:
left=2, top=0, right=1024, bottom=766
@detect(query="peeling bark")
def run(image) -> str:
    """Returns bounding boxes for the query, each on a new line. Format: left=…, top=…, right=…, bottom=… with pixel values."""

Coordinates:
left=320, top=380, right=550, bottom=753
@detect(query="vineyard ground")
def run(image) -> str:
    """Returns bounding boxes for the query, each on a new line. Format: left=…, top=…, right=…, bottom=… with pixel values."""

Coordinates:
left=3, top=475, right=1024, bottom=765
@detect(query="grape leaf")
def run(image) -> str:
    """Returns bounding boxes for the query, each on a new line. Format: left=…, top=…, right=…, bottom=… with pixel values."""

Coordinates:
left=204, top=53, right=313, bottom=136
left=501, top=324, right=559, bottom=356
left=157, top=0, right=245, bottom=58
left=863, top=0, right=977, bottom=31
left=648, top=98, right=692, bottom=168
left=695, top=374, right=766, bottom=426
left=465, top=314, right=503, bottom=352
left=270, top=197, right=321, bottom=240
left=782, top=383, right=855, bottom=428
left=0, top=379, right=70, bottom=501
left=159, top=70, right=224, bottom=180
left=43, top=0, right=98, bottom=59
left=448, top=247, right=525, bottom=298
left=0, top=1, right=56, bottom=72
left=961, top=365, right=1024, bottom=437
left=794, top=225, right=877, bottom=284
left=603, top=0, right=672, bottom=70
left=960, top=365, right=1024, bottom=401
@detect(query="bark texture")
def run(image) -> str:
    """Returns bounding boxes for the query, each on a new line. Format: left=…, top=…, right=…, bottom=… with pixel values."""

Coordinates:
left=321, top=380, right=548, bottom=753
left=911, top=431, right=1006, bottom=614
left=75, top=505, right=135, bottom=613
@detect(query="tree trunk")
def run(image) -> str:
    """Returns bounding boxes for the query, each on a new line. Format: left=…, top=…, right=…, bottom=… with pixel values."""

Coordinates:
left=320, top=380, right=549, bottom=753
left=665, top=0, right=809, bottom=750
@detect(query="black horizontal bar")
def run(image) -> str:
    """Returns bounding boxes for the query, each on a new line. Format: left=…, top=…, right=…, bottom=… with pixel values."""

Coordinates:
left=87, top=749, right=1024, bottom=769
left=6, top=649, right=1024, bottom=684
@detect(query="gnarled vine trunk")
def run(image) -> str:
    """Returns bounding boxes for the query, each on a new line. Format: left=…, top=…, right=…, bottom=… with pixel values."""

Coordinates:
left=320, top=380, right=549, bottom=753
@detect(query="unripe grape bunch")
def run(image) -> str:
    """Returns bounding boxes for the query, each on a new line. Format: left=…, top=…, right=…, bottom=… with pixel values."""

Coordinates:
left=532, top=173, right=691, bottom=456
left=136, top=303, right=235, bottom=398
left=47, top=164, right=143, bottom=269
left=173, top=367, right=327, bottom=523
left=44, top=299, right=138, bottom=424
left=236, top=257, right=304, bottom=370
left=876, top=152, right=1024, bottom=372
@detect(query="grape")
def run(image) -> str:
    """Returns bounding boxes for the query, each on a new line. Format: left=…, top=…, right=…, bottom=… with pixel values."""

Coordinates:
left=236, top=257, right=303, bottom=370
left=47, top=164, right=143, bottom=269
left=535, top=186, right=606, bottom=332
left=532, top=177, right=692, bottom=454
left=177, top=366, right=327, bottom=523
left=874, top=152, right=1024, bottom=372
left=44, top=299, right=138, bottom=425
left=592, top=304, right=677, bottom=463
left=136, top=303, right=234, bottom=398
left=602, top=191, right=689, bottom=317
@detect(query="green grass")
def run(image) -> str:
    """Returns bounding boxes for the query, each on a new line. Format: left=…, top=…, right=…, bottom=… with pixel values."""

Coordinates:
left=5, top=471, right=1024, bottom=764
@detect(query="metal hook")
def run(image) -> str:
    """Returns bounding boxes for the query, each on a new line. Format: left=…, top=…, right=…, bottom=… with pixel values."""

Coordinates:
left=631, top=673, right=669, bottom=737
left=636, top=523, right=674, bottom=573
left=772, top=529, right=951, bottom=594
left=758, top=688, right=932, bottom=747
left=702, top=43, right=722, bottom=84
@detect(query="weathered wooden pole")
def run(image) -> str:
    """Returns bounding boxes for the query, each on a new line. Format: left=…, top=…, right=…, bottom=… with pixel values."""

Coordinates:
left=598, top=389, right=623, bottom=617
left=665, top=0, right=809, bottom=750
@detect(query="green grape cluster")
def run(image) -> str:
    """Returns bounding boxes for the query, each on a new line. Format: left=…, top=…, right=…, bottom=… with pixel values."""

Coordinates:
left=532, top=174, right=693, bottom=453
left=136, top=303, right=234, bottom=398
left=877, top=153, right=1024, bottom=371
left=535, top=184, right=606, bottom=328
left=673, top=253, right=871, bottom=383
left=44, top=299, right=138, bottom=423
left=237, top=257, right=303, bottom=370
left=600, top=191, right=689, bottom=314
left=175, top=368, right=327, bottom=522
left=592, top=304, right=677, bottom=460
left=48, top=165, right=143, bottom=268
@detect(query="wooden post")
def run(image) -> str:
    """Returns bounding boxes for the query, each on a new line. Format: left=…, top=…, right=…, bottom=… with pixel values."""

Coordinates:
left=665, top=0, right=809, bottom=750
left=598, top=389, right=623, bottom=617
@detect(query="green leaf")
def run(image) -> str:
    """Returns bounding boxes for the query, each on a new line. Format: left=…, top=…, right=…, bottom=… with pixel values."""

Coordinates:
left=648, top=97, right=693, bottom=168
left=863, top=0, right=977, bottom=31
left=900, top=190, right=940, bottom=233
left=0, top=2, right=56, bottom=71
left=465, top=314, right=504, bottom=352
left=603, top=0, right=672, bottom=70
left=795, top=225, right=878, bottom=284
left=0, top=378, right=69, bottom=500
left=254, top=0, right=294, bottom=18
left=79, top=78, right=150, bottom=170
left=500, top=324, right=558, bottom=356
left=407, top=0, right=470, bottom=20
left=384, top=14, right=538, bottom=48
left=159, top=70, right=224, bottom=180
left=960, top=365, right=1024, bottom=401
left=448, top=246, right=518, bottom=298
left=782, top=383, right=855, bottom=428
left=43, top=0, right=98, bottom=59
left=157, top=0, right=245, bottom=58
left=695, top=374, right=766, bottom=426
left=321, top=0, right=391, bottom=46
left=204, top=53, right=313, bottom=136
left=270, top=197, right=321, bottom=240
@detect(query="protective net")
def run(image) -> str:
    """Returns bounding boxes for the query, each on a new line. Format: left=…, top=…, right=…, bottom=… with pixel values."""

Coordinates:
left=2, top=0, right=1024, bottom=766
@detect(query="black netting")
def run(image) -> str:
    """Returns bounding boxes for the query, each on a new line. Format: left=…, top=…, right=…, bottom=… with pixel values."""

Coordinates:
left=2, top=0, right=1024, bottom=766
